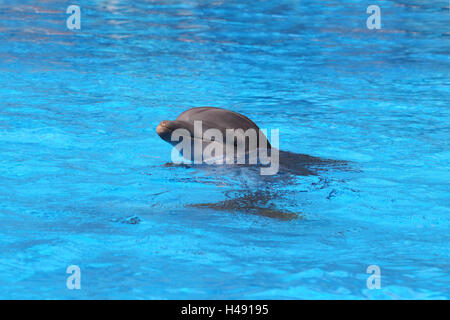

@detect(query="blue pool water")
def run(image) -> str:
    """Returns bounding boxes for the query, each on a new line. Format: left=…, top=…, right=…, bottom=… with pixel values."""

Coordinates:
left=0, top=0, right=449, bottom=299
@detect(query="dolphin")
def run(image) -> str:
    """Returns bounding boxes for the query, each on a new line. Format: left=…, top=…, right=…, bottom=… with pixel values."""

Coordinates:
left=156, top=107, right=346, bottom=176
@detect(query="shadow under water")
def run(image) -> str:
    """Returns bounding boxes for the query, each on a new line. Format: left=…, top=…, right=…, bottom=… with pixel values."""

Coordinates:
left=165, top=150, right=354, bottom=221
left=190, top=189, right=302, bottom=221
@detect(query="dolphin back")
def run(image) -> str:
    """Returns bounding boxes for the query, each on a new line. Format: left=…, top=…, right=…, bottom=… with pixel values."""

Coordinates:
left=176, top=107, right=271, bottom=149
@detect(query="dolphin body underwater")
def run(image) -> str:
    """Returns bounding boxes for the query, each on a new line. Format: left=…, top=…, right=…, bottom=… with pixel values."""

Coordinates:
left=156, top=107, right=346, bottom=176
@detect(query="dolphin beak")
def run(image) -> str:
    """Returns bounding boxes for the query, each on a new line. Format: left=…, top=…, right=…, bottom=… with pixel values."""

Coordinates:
left=157, top=119, right=195, bottom=143
left=156, top=121, right=173, bottom=141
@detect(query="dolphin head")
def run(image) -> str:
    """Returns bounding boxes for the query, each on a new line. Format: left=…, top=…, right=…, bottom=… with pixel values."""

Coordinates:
left=156, top=107, right=279, bottom=173
left=156, top=107, right=271, bottom=149
left=156, top=120, right=194, bottom=146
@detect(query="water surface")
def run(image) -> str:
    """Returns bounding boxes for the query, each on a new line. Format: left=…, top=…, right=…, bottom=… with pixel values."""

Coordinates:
left=0, top=0, right=449, bottom=299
